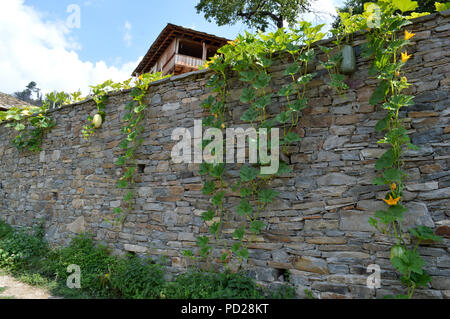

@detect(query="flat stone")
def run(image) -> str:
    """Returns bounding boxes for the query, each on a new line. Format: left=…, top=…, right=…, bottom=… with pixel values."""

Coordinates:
left=306, top=237, right=347, bottom=244
left=340, top=210, right=375, bottom=231
left=67, top=216, right=85, bottom=234
left=293, top=256, right=329, bottom=274
left=402, top=202, right=435, bottom=229
left=162, top=102, right=180, bottom=112
left=317, top=173, right=356, bottom=186
left=51, top=150, right=61, bottom=161
left=360, top=148, right=385, bottom=159
left=418, top=188, right=450, bottom=200
left=323, top=136, right=349, bottom=150
left=405, top=182, right=439, bottom=192
left=356, top=200, right=386, bottom=212
left=39, top=151, right=46, bottom=162
left=123, top=244, right=148, bottom=253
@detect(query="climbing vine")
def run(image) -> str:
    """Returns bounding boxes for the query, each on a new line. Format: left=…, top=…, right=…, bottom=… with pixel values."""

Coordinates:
left=193, top=0, right=446, bottom=297
left=349, top=0, right=444, bottom=299
left=82, top=79, right=133, bottom=140
left=113, top=72, right=168, bottom=223
left=192, top=23, right=327, bottom=264
left=0, top=91, right=84, bottom=152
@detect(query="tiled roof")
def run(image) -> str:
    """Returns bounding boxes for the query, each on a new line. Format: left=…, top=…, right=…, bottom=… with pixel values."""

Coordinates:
left=0, top=92, right=31, bottom=110
left=132, top=23, right=230, bottom=76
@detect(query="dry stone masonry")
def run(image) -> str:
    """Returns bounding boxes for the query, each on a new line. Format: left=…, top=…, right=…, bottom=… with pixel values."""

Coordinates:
left=1, top=11, right=449, bottom=298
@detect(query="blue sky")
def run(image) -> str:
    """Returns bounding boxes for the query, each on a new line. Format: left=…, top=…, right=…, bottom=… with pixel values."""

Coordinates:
left=0, top=0, right=342, bottom=95
left=24, top=0, right=252, bottom=67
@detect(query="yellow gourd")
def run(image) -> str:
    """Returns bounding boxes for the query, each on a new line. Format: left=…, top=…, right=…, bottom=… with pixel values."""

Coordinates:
left=93, top=114, right=103, bottom=128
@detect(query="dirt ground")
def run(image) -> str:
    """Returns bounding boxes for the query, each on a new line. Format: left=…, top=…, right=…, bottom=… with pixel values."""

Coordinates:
left=0, top=274, right=54, bottom=299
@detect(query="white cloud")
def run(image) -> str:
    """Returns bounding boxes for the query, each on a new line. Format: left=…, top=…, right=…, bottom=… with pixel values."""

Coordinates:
left=124, top=21, right=132, bottom=47
left=301, top=0, right=341, bottom=33
left=0, top=0, right=141, bottom=96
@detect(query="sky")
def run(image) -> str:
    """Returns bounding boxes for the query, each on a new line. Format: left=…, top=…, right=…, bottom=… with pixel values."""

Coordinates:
left=0, top=0, right=343, bottom=96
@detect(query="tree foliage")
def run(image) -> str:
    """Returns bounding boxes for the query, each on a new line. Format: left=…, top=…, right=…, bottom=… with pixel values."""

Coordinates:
left=195, top=0, right=311, bottom=31
left=14, top=81, right=43, bottom=106
left=333, top=0, right=437, bottom=27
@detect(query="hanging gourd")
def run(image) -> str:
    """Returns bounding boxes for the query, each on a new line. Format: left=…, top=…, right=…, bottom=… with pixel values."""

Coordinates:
left=340, top=44, right=356, bottom=74
left=92, top=114, right=103, bottom=128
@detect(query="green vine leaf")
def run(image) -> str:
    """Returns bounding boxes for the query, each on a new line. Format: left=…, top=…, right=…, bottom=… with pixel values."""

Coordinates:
left=278, top=83, right=294, bottom=96
left=375, top=149, right=395, bottom=170
left=201, top=209, right=215, bottom=222
left=409, top=226, right=443, bottom=242
left=200, top=95, right=215, bottom=109
left=210, top=164, right=226, bottom=178
left=253, top=72, right=271, bottom=89
left=289, top=98, right=308, bottom=112
left=240, top=187, right=252, bottom=198
left=275, top=111, right=292, bottom=124
left=117, top=179, right=129, bottom=189
left=212, top=191, right=225, bottom=207
left=283, top=131, right=302, bottom=145
left=240, top=87, right=257, bottom=103
left=375, top=116, right=391, bottom=132
left=233, top=227, right=245, bottom=241
left=202, top=181, right=216, bottom=195
left=240, top=107, right=259, bottom=122
left=370, top=80, right=390, bottom=106
left=297, top=73, right=317, bottom=85
left=383, top=168, right=403, bottom=182
left=237, top=247, right=249, bottom=259
left=283, top=63, right=300, bottom=76
left=250, top=220, right=266, bottom=234
left=209, top=222, right=221, bottom=235
left=239, top=70, right=258, bottom=82
left=237, top=199, right=253, bottom=216
left=258, top=189, right=279, bottom=204
left=240, top=165, right=258, bottom=182
left=253, top=94, right=273, bottom=109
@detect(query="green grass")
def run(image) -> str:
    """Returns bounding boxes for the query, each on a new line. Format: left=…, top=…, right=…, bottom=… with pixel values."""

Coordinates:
left=0, top=220, right=296, bottom=299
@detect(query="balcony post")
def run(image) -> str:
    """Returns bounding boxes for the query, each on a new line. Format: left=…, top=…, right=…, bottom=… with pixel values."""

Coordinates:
left=202, top=42, right=207, bottom=61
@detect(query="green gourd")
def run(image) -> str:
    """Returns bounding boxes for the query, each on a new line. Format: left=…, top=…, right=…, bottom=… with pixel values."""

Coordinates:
left=340, top=44, right=356, bottom=74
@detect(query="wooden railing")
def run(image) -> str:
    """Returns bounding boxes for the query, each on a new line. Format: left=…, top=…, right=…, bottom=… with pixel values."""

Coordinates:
left=175, top=54, right=204, bottom=68
left=162, top=53, right=204, bottom=75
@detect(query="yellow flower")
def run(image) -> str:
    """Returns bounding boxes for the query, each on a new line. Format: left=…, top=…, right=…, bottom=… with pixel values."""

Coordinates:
left=391, top=183, right=397, bottom=191
left=383, top=194, right=401, bottom=206
left=105, top=273, right=110, bottom=278
left=402, top=76, right=407, bottom=82
left=138, top=75, right=144, bottom=81
left=395, top=70, right=400, bottom=77
left=404, top=30, right=415, bottom=40
left=221, top=123, right=225, bottom=129
left=227, top=41, right=235, bottom=46
left=127, top=128, right=131, bottom=133
left=401, top=50, right=412, bottom=63
left=213, top=113, right=218, bottom=118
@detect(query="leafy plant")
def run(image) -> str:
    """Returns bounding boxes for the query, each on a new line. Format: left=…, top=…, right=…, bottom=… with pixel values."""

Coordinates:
left=196, top=20, right=326, bottom=265
left=345, top=0, right=444, bottom=298
left=112, top=72, right=168, bottom=223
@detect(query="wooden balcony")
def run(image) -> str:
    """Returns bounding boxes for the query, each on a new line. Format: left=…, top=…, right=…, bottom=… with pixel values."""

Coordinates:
left=162, top=53, right=204, bottom=76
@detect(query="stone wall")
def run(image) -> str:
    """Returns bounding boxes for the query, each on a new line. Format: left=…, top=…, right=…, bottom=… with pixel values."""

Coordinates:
left=1, top=11, right=449, bottom=298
